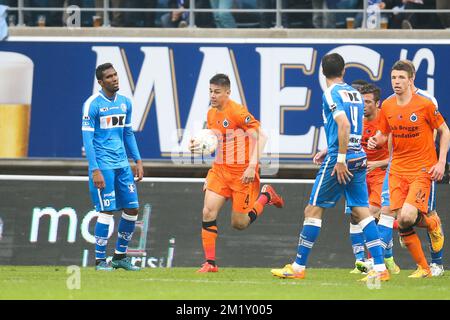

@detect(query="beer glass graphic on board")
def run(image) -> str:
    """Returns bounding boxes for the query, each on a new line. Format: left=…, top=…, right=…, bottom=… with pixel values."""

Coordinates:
left=0, top=52, right=34, bottom=158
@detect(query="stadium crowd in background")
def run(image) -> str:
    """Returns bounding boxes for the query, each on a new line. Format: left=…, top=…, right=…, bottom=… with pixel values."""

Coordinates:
left=0, top=0, right=448, bottom=29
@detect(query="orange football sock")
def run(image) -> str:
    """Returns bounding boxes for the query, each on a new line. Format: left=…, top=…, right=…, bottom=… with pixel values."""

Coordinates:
left=202, top=221, right=218, bottom=264
left=400, top=229, right=429, bottom=270
left=419, top=214, right=439, bottom=232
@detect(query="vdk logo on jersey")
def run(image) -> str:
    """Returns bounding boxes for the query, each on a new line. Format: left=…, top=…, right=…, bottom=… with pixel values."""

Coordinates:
left=339, top=90, right=361, bottom=102
left=100, top=114, right=126, bottom=129
left=410, top=113, right=418, bottom=122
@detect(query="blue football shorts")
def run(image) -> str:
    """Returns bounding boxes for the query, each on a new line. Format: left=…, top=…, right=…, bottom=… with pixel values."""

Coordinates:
left=310, top=154, right=369, bottom=212
left=89, top=166, right=139, bottom=212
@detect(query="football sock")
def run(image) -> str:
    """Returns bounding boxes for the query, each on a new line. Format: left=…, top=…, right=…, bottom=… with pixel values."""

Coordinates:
left=294, top=218, right=322, bottom=269
left=359, top=216, right=385, bottom=271
left=202, top=220, right=218, bottom=264
left=415, top=213, right=438, bottom=231
left=377, top=214, right=395, bottom=258
left=114, top=212, right=137, bottom=255
left=426, top=232, right=443, bottom=265
left=94, top=212, right=112, bottom=260
left=248, top=195, right=267, bottom=224
left=349, top=223, right=365, bottom=261
left=400, top=227, right=429, bottom=270
left=384, top=242, right=393, bottom=259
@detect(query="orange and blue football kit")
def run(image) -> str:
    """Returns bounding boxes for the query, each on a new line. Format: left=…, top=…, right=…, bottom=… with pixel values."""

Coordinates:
left=362, top=113, right=390, bottom=208
left=198, top=98, right=284, bottom=273
left=378, top=93, right=445, bottom=272
left=205, top=99, right=261, bottom=214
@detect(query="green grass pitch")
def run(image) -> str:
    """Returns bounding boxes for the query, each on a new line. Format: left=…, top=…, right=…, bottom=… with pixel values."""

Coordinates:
left=0, top=266, right=449, bottom=300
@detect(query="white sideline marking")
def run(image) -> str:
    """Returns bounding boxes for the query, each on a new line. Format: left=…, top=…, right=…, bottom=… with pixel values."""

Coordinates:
left=0, top=175, right=314, bottom=184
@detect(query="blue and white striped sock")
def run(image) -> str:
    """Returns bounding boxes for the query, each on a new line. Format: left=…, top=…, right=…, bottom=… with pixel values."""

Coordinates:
left=377, top=214, right=395, bottom=259
left=349, top=223, right=365, bottom=261
left=115, top=212, right=137, bottom=255
left=293, top=218, right=322, bottom=271
left=360, top=216, right=385, bottom=271
left=95, top=212, right=112, bottom=260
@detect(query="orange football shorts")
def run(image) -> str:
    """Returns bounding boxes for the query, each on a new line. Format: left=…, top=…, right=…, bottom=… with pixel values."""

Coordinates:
left=389, top=172, right=431, bottom=213
left=204, top=164, right=260, bottom=214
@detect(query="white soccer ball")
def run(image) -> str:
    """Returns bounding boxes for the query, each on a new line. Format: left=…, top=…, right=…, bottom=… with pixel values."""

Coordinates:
left=191, top=129, right=218, bottom=155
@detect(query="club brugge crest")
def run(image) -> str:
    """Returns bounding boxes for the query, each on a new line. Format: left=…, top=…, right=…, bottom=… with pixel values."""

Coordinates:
left=121, top=103, right=127, bottom=112
left=223, top=119, right=229, bottom=128
left=410, top=113, right=418, bottom=122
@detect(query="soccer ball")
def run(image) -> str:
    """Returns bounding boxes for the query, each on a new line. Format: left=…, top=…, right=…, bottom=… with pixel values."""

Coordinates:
left=191, top=129, right=218, bottom=155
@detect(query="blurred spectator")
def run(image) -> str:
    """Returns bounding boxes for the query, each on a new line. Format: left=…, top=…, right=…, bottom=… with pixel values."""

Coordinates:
left=22, top=0, right=63, bottom=26
left=257, top=0, right=289, bottom=28
left=233, top=0, right=260, bottom=28
left=120, top=0, right=157, bottom=27
left=209, top=0, right=235, bottom=28
left=436, top=0, right=450, bottom=28
left=326, top=0, right=360, bottom=28
left=384, top=0, right=442, bottom=29
left=312, top=0, right=333, bottom=28
left=160, top=0, right=214, bottom=28
left=0, top=0, right=15, bottom=26
left=0, top=4, right=7, bottom=39
left=283, top=0, right=313, bottom=28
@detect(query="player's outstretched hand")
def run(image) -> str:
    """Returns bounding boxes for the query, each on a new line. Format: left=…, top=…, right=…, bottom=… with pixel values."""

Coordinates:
left=92, top=169, right=105, bottom=189
left=135, top=160, right=144, bottom=182
left=429, top=161, right=445, bottom=181
left=331, top=162, right=353, bottom=184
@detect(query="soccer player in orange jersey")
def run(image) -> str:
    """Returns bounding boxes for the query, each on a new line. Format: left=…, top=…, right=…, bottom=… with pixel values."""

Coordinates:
left=189, top=74, right=284, bottom=273
left=349, top=83, right=399, bottom=274
left=399, top=59, right=446, bottom=276
left=368, top=60, right=450, bottom=278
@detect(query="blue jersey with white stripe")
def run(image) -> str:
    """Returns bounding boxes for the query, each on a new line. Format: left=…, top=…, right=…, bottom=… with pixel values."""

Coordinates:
left=82, top=90, right=141, bottom=171
left=322, top=83, right=365, bottom=157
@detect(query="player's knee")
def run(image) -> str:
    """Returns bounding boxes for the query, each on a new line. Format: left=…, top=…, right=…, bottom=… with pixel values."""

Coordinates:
left=124, top=208, right=139, bottom=216
left=397, top=215, right=415, bottom=228
left=202, top=206, right=217, bottom=221
left=231, top=220, right=247, bottom=230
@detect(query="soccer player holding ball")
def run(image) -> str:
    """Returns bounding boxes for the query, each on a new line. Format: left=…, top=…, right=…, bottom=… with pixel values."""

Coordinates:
left=189, top=74, right=284, bottom=273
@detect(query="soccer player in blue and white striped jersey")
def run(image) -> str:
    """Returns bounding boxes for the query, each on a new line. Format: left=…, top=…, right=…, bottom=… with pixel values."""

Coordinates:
left=271, top=53, right=388, bottom=282
left=82, top=63, right=144, bottom=271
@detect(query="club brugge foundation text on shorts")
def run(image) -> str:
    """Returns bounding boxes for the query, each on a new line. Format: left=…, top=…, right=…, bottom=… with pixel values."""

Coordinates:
left=176, top=303, right=273, bottom=317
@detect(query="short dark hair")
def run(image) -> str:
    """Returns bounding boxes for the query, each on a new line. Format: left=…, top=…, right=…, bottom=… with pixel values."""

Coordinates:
left=209, top=73, right=230, bottom=89
left=351, top=79, right=368, bottom=91
left=321, top=53, right=345, bottom=78
left=358, top=83, right=381, bottom=103
left=96, top=63, right=114, bottom=81
left=391, top=60, right=414, bottom=78
left=400, top=59, right=416, bottom=75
